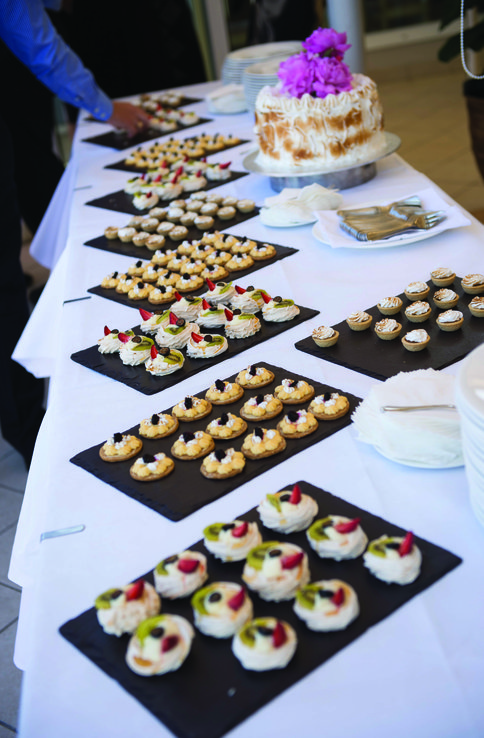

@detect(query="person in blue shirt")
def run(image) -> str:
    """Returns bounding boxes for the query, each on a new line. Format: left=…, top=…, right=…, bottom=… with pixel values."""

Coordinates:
left=0, top=0, right=149, bottom=467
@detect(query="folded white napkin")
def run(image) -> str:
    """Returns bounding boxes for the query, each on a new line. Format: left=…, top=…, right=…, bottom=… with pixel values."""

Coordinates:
left=352, top=369, right=463, bottom=468
left=260, top=184, right=343, bottom=227
left=206, top=85, right=247, bottom=114
left=314, top=187, right=471, bottom=249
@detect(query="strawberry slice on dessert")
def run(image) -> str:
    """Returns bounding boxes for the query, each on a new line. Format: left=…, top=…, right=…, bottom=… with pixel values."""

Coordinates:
left=227, top=588, right=245, bottom=612
left=289, top=483, right=301, bottom=505
left=205, top=278, right=216, bottom=291
left=202, top=299, right=211, bottom=310
left=161, top=634, right=179, bottom=653
left=150, top=345, right=158, bottom=360
left=103, top=325, right=111, bottom=336
left=139, top=308, right=153, bottom=321
left=261, top=291, right=272, bottom=304
left=224, top=308, right=233, bottom=321
left=334, top=518, right=361, bottom=534
left=118, top=332, right=131, bottom=343
left=125, top=579, right=144, bottom=601
left=177, top=558, right=200, bottom=574
left=234, top=285, right=246, bottom=295
left=191, top=332, right=204, bottom=343
left=331, top=587, right=345, bottom=607
left=231, top=521, right=248, bottom=538
left=281, top=552, right=304, bottom=570
left=272, top=621, right=287, bottom=648
left=169, top=311, right=179, bottom=325
left=398, top=531, right=414, bottom=557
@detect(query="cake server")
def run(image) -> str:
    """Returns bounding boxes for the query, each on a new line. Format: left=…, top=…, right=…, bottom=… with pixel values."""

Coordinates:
left=337, top=196, right=422, bottom=218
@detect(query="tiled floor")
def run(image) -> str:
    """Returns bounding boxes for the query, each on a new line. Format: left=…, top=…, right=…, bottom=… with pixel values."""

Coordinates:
left=1, top=68, right=483, bottom=734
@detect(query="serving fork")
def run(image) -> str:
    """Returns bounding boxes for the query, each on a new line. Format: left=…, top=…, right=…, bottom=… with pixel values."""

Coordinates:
left=339, top=209, right=446, bottom=242
left=337, top=195, right=422, bottom=219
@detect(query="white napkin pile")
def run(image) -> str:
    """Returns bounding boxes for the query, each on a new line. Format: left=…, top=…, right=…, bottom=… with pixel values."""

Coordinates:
left=352, top=369, right=463, bottom=468
left=260, top=184, right=343, bottom=227
left=206, top=85, right=247, bottom=114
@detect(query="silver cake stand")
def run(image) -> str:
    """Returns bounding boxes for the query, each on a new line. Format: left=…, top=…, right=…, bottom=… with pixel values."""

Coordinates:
left=243, top=132, right=401, bottom=192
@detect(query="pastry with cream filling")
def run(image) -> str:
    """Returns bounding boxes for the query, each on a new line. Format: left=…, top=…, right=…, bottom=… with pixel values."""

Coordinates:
left=242, top=426, right=286, bottom=458
left=401, top=329, right=430, bottom=351
left=294, top=579, right=359, bottom=631
left=469, top=296, right=484, bottom=317
left=404, top=281, right=430, bottom=301
left=236, top=365, right=275, bottom=388
left=138, top=413, right=178, bottom=439
left=206, top=412, right=247, bottom=440
left=433, top=288, right=459, bottom=309
left=191, top=582, right=253, bottom=638
left=346, top=310, right=372, bottom=331
left=277, top=409, right=318, bottom=438
left=240, top=393, right=283, bottom=421
left=436, top=309, right=464, bottom=331
left=257, top=483, right=318, bottom=533
left=312, top=325, right=339, bottom=347
left=200, top=448, right=246, bottom=479
left=95, top=580, right=160, bottom=636
left=309, top=392, right=350, bottom=420
left=274, top=378, right=314, bottom=404
left=242, top=541, right=310, bottom=601
left=205, top=379, right=244, bottom=405
left=232, top=617, right=297, bottom=671
left=100, top=433, right=143, bottom=462
left=129, top=452, right=174, bottom=481
left=154, top=551, right=208, bottom=599
left=404, top=301, right=431, bottom=323
left=377, top=296, right=402, bottom=315
left=172, top=396, right=212, bottom=422
left=374, top=318, right=402, bottom=340
left=126, top=614, right=194, bottom=676
left=461, top=273, right=484, bottom=294
left=363, top=532, right=422, bottom=585
left=203, top=520, right=261, bottom=560
left=430, top=267, right=455, bottom=287
left=307, top=515, right=368, bottom=560
left=171, top=430, right=215, bottom=460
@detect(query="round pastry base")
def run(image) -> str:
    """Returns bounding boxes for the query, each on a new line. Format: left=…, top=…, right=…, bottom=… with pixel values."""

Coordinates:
left=243, top=132, right=401, bottom=192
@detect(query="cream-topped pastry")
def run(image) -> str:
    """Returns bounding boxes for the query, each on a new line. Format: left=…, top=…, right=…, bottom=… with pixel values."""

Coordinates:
left=126, top=614, right=194, bottom=676
left=312, top=325, right=339, bottom=347
left=172, top=295, right=203, bottom=321
left=242, top=541, right=310, bottom=601
left=171, top=430, right=214, bottom=460
left=257, top=483, right=318, bottom=533
left=186, top=332, right=228, bottom=359
left=154, top=551, right=208, bottom=598
left=433, top=288, right=459, bottom=308
left=119, top=334, right=153, bottom=365
left=155, top=318, right=198, bottom=349
left=205, top=379, right=244, bottom=404
left=431, top=267, right=455, bottom=286
left=200, top=447, right=246, bottom=479
left=436, top=309, right=464, bottom=331
left=139, top=413, right=178, bottom=439
left=236, top=365, right=275, bottom=388
left=309, top=392, right=350, bottom=420
left=404, top=281, right=429, bottom=300
left=307, top=516, right=368, bottom=560
left=139, top=308, right=171, bottom=334
left=203, top=280, right=235, bottom=304
left=230, top=286, right=266, bottom=313
left=461, top=273, right=484, bottom=294
left=277, top=409, right=318, bottom=438
left=191, top=582, right=253, bottom=638
left=377, top=296, right=403, bottom=315
left=226, top=253, right=255, bottom=272
left=375, top=318, right=402, bottom=339
left=294, top=579, right=359, bottom=631
left=97, top=327, right=122, bottom=353
left=363, top=532, right=422, bottom=585
left=118, top=226, right=137, bottom=242
left=133, top=191, right=159, bottom=210
left=401, top=329, right=430, bottom=351
left=225, top=310, right=261, bottom=338
left=95, top=580, right=160, bottom=636
left=469, top=296, right=484, bottom=316
left=198, top=302, right=227, bottom=327
left=172, top=395, right=212, bottom=422
left=129, top=452, right=174, bottom=481
left=240, top=393, right=282, bottom=421
left=405, top=301, right=431, bottom=322
left=242, top=426, right=286, bottom=458
left=206, top=412, right=247, bottom=439
left=101, top=270, right=120, bottom=289
left=274, top=378, right=314, bottom=404
left=346, top=310, right=372, bottom=330
left=99, top=433, right=142, bottom=462
left=145, top=347, right=184, bottom=376
left=232, top=617, right=297, bottom=671
left=203, top=520, right=261, bottom=561
left=262, top=296, right=300, bottom=322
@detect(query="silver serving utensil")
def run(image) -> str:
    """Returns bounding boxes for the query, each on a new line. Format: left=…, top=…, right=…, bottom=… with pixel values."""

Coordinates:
left=40, top=524, right=85, bottom=542
left=380, top=404, right=456, bottom=413
left=341, top=210, right=446, bottom=241
left=336, top=196, right=422, bottom=218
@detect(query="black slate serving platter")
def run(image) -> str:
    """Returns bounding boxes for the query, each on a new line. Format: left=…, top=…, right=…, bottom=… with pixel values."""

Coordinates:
left=295, top=278, right=484, bottom=381
left=69, top=364, right=357, bottom=520
left=82, top=117, right=213, bottom=150
left=85, top=172, right=250, bottom=216
left=60, top=479, right=462, bottom=738
left=87, top=239, right=297, bottom=298
left=71, top=308, right=317, bottom=395
left=104, top=138, right=250, bottom=174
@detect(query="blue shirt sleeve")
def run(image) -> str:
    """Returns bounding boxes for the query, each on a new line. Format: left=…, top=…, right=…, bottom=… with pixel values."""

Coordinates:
left=0, top=0, right=113, bottom=120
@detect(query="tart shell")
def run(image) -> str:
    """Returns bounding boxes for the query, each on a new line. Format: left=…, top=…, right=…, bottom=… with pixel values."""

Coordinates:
left=99, top=437, right=143, bottom=463
left=129, top=457, right=175, bottom=481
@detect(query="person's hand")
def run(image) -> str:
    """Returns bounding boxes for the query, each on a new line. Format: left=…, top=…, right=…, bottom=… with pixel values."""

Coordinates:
left=107, top=102, right=151, bottom=137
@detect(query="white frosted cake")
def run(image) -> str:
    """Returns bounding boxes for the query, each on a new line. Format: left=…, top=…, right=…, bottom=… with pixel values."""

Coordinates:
left=254, top=73, right=385, bottom=171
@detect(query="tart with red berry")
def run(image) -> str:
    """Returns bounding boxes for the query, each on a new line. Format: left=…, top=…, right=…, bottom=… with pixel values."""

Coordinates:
left=95, top=579, right=160, bottom=636
left=191, top=582, right=253, bottom=638
left=154, top=551, right=208, bottom=598
left=242, top=541, right=310, bottom=601
left=126, top=614, right=194, bottom=676
left=232, top=617, right=297, bottom=671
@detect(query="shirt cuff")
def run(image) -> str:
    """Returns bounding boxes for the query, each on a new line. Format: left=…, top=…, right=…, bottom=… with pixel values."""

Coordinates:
left=87, top=89, right=113, bottom=121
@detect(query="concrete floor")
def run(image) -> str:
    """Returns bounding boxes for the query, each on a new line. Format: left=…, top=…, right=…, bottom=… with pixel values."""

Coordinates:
left=1, top=68, right=483, bottom=734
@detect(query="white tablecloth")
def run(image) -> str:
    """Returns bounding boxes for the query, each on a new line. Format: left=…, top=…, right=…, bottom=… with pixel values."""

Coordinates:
left=10, top=82, right=484, bottom=738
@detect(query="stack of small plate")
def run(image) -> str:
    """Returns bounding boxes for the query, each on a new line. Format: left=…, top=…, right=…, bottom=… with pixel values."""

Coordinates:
left=455, top=342, right=484, bottom=528
left=242, top=56, right=291, bottom=112
left=221, top=41, right=301, bottom=85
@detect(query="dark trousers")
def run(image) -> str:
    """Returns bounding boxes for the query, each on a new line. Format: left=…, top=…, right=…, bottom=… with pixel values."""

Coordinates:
left=0, top=114, right=45, bottom=466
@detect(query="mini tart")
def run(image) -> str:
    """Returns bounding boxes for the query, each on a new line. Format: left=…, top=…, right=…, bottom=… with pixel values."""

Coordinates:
left=128, top=260, right=148, bottom=277
left=236, top=365, right=275, bottom=388
left=240, top=393, right=283, bottom=421
left=262, top=297, right=300, bottom=322
left=104, top=226, right=119, bottom=240
left=101, top=271, right=120, bottom=289
left=237, top=199, right=256, bottom=213
left=206, top=412, right=248, bottom=440
left=469, top=295, right=484, bottom=317
left=433, top=288, right=459, bottom=309
left=205, top=249, right=231, bottom=266
left=436, top=309, right=464, bottom=332
left=250, top=242, right=277, bottom=261
left=139, top=413, right=178, bottom=439
left=142, top=265, right=162, bottom=283
left=430, top=267, right=455, bottom=287
left=200, top=448, right=246, bottom=479
left=154, top=551, right=208, bottom=599
left=116, top=275, right=139, bottom=294
left=307, top=515, right=368, bottom=560
left=118, top=226, right=137, bottom=242
left=377, top=296, right=403, bottom=315
left=100, top=434, right=142, bottom=462
left=95, top=580, right=160, bottom=637
left=232, top=617, right=297, bottom=671
left=363, top=533, right=422, bottom=585
left=191, top=582, right=253, bottom=638
left=242, top=541, right=310, bottom=601
left=257, top=485, right=318, bottom=534
left=346, top=311, right=372, bottom=331
left=374, top=318, right=402, bottom=340
left=226, top=253, right=255, bottom=272
left=203, top=520, right=261, bottom=561
left=129, top=453, right=175, bottom=481
left=241, top=427, right=286, bottom=459
left=171, top=430, right=215, bottom=460
left=157, top=270, right=179, bottom=287
left=148, top=285, right=177, bottom=305
left=180, top=258, right=205, bottom=275
left=126, top=614, right=194, bottom=676
left=277, top=409, right=318, bottom=439
left=202, top=264, right=230, bottom=282
left=308, top=392, right=350, bottom=421
left=404, top=281, right=430, bottom=301
left=404, top=301, right=432, bottom=323
left=172, top=396, right=212, bottom=422
left=128, top=281, right=154, bottom=301
left=401, top=329, right=430, bottom=352
left=294, top=580, right=359, bottom=632
left=461, top=273, right=484, bottom=294
left=312, top=326, right=339, bottom=347
left=274, top=379, right=315, bottom=404
left=205, top=380, right=244, bottom=405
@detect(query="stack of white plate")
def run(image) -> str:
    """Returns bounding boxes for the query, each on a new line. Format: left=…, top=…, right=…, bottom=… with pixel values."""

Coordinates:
left=221, top=41, right=301, bottom=85
left=242, top=56, right=291, bottom=112
left=455, top=342, right=484, bottom=528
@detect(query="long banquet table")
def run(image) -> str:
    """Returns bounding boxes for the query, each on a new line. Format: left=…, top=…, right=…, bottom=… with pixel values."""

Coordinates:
left=9, top=81, right=484, bottom=738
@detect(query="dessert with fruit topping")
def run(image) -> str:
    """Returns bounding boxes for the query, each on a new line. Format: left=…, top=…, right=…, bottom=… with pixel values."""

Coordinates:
left=274, top=378, right=314, bottom=404
left=224, top=309, right=261, bottom=338
left=155, top=314, right=199, bottom=350
left=232, top=617, right=297, bottom=671
left=205, top=379, right=244, bottom=404
left=230, top=286, right=267, bottom=313
left=242, top=541, right=310, bottom=601
left=154, top=551, right=208, bottom=598
left=97, top=326, right=123, bottom=354
left=363, top=532, right=422, bottom=584
left=172, top=396, right=212, bottom=422
left=294, top=579, right=359, bottom=631
left=138, top=413, right=178, bottom=439
left=257, top=483, right=318, bottom=533
left=145, top=346, right=185, bottom=376
left=262, top=294, right=300, bottom=322
left=206, top=412, right=248, bottom=440
left=203, top=279, right=235, bottom=304
left=236, top=365, right=275, bottom=388
left=119, top=334, right=154, bottom=365
left=170, top=430, right=215, bottom=460
left=95, top=579, right=160, bottom=636
left=99, top=433, right=142, bottom=462
left=240, top=393, right=283, bottom=421
left=242, top=426, right=286, bottom=458
left=186, top=331, right=228, bottom=359
left=203, top=520, right=261, bottom=561
left=129, top=452, right=175, bottom=481
left=126, top=614, right=194, bottom=676
left=307, top=515, right=368, bottom=559
left=308, top=392, right=350, bottom=420
left=191, top=582, right=253, bottom=638
left=277, top=409, right=318, bottom=438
